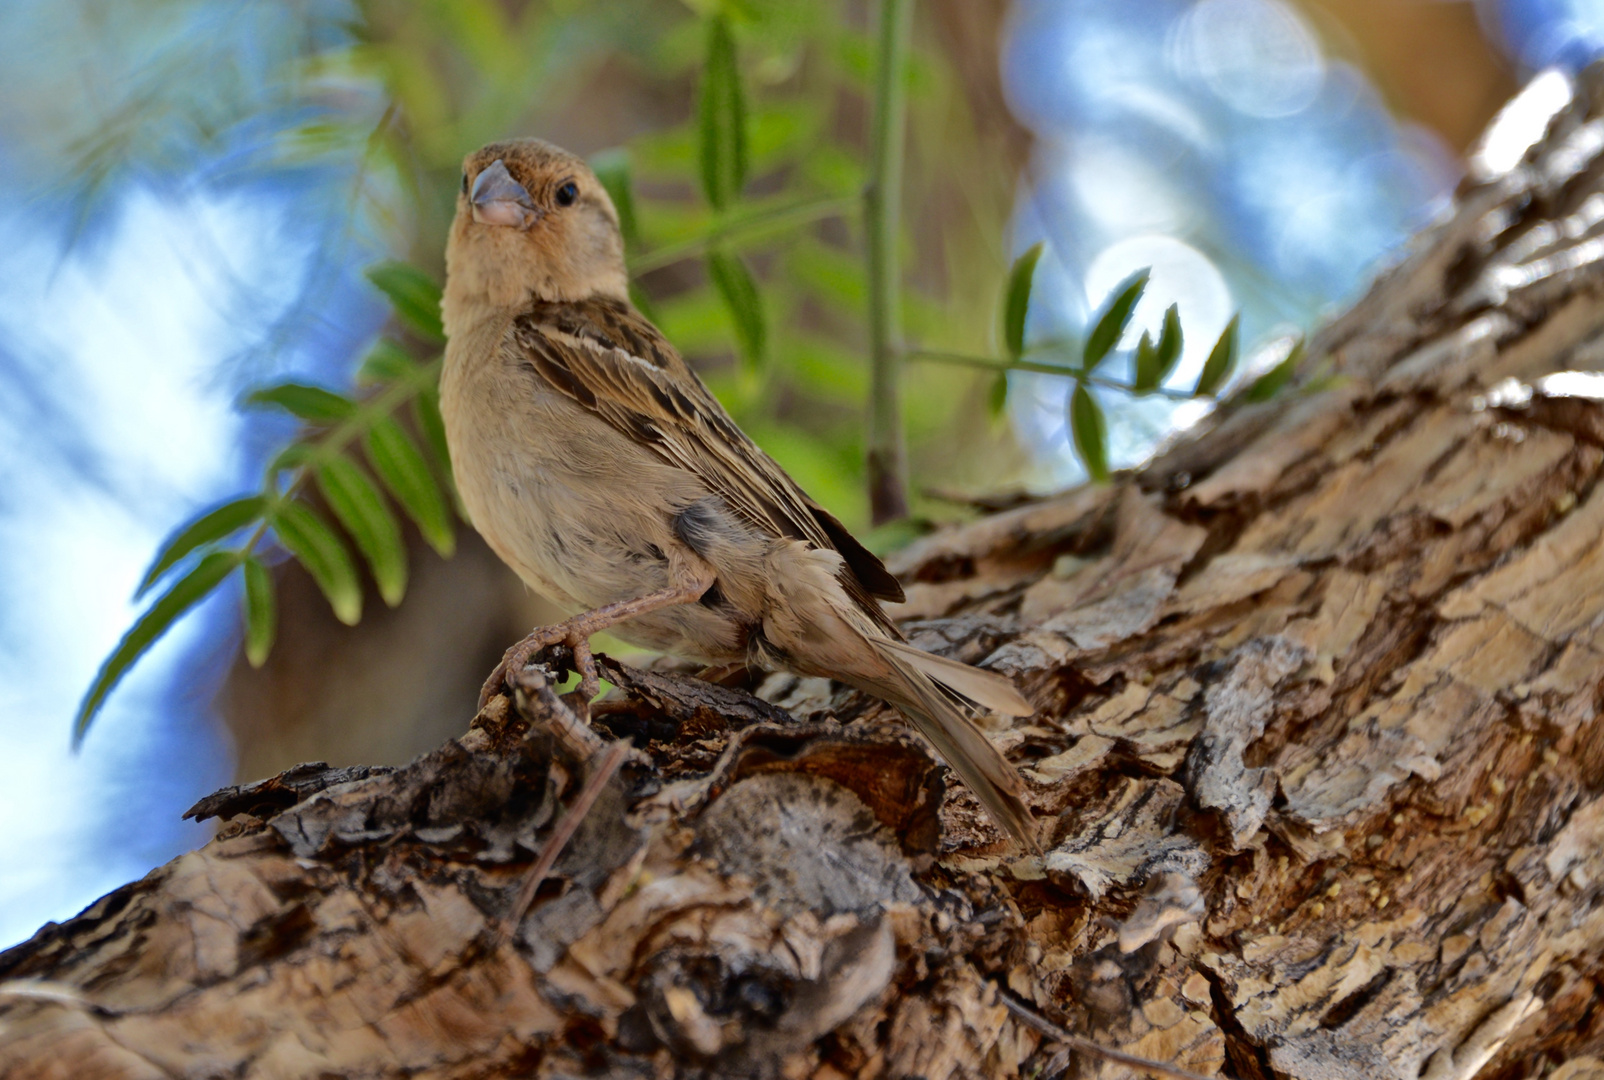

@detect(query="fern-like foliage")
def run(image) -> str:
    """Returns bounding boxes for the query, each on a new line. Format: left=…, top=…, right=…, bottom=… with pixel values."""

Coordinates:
left=74, top=263, right=455, bottom=743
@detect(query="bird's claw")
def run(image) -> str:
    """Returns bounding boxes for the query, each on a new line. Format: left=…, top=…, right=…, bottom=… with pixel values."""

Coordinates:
left=478, top=622, right=601, bottom=712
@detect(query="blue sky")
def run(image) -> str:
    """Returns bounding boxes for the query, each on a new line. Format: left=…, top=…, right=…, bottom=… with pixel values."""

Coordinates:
left=0, top=189, right=281, bottom=943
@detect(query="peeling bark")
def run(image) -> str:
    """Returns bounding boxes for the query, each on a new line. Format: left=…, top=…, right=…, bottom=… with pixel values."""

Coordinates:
left=7, top=66, right=1604, bottom=1080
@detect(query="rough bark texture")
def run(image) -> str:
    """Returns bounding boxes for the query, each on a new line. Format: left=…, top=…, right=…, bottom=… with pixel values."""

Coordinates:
left=6, top=66, right=1604, bottom=1080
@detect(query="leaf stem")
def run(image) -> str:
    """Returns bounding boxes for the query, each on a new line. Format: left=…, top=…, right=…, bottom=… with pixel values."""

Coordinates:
left=864, top=0, right=915, bottom=524
left=626, top=194, right=855, bottom=275
left=906, top=348, right=1201, bottom=401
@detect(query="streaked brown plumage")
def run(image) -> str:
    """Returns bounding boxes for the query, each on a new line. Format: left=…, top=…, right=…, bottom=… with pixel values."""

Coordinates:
left=440, top=138, right=1036, bottom=847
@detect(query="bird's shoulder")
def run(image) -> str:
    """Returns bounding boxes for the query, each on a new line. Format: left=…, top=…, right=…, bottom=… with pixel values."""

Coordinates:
left=514, top=296, right=691, bottom=379
left=508, top=297, right=743, bottom=448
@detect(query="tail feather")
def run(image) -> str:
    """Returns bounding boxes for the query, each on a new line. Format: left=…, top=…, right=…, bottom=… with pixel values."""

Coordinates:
left=881, top=641, right=1034, bottom=717
left=855, top=641, right=1038, bottom=849
left=759, top=542, right=1036, bottom=848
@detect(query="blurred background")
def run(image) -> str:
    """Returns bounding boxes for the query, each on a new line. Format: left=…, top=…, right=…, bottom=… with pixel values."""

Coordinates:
left=0, top=0, right=1581, bottom=947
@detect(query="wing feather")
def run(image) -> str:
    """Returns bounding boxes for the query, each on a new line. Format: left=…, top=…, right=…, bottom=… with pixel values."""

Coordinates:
left=510, top=299, right=904, bottom=616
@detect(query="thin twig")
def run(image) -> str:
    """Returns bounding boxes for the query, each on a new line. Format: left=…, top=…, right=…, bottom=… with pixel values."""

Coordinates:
left=864, top=0, right=915, bottom=523
left=511, top=663, right=605, bottom=759
left=497, top=739, right=630, bottom=945
left=1000, top=991, right=1218, bottom=1080
left=906, top=348, right=1201, bottom=402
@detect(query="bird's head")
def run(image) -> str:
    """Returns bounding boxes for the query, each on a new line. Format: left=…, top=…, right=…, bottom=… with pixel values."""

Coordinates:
left=443, top=139, right=628, bottom=332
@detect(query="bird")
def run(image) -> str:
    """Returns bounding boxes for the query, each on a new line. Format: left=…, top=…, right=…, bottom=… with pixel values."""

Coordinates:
left=439, top=138, right=1037, bottom=847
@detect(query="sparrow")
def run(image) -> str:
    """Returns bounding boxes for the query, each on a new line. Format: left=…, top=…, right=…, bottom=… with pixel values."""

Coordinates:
left=439, top=138, right=1036, bottom=847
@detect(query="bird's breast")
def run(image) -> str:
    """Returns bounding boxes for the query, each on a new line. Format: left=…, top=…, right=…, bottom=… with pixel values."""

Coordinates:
left=441, top=339, right=701, bottom=611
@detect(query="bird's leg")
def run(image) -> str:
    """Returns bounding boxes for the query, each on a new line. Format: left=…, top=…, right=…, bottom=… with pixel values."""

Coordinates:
left=480, top=560, right=717, bottom=711
left=693, top=662, right=750, bottom=687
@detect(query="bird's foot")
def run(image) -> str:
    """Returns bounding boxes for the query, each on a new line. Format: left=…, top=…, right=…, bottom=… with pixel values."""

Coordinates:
left=478, top=620, right=600, bottom=712
left=478, top=575, right=717, bottom=714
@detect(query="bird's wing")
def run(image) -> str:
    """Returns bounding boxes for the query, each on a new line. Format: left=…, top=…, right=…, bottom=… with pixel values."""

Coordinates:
left=510, top=298, right=905, bottom=610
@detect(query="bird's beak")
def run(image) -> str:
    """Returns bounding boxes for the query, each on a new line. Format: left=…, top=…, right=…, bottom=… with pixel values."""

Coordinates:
left=471, top=159, right=540, bottom=229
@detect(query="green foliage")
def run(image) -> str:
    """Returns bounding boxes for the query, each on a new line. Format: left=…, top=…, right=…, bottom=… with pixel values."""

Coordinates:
left=987, top=371, right=1009, bottom=421
left=365, top=417, right=455, bottom=557
left=76, top=551, right=241, bottom=746
left=1069, top=382, right=1109, bottom=483
left=412, top=385, right=453, bottom=481
left=1196, top=314, right=1239, bottom=397
left=76, top=264, right=462, bottom=740
left=357, top=341, right=423, bottom=386
left=1083, top=270, right=1149, bottom=372
left=365, top=262, right=446, bottom=344
left=1002, top=242, right=1044, bottom=362
left=1134, top=304, right=1182, bottom=392
left=136, top=495, right=264, bottom=599
left=272, top=501, right=363, bottom=625
left=706, top=249, right=766, bottom=370
left=246, top=383, right=359, bottom=423
left=1247, top=338, right=1304, bottom=402
left=315, top=457, right=408, bottom=608
left=697, top=15, right=748, bottom=213
left=912, top=255, right=1270, bottom=482
left=241, top=555, right=276, bottom=668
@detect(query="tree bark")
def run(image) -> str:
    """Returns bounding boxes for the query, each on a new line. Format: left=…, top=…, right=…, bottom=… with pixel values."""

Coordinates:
left=6, top=65, right=1604, bottom=1080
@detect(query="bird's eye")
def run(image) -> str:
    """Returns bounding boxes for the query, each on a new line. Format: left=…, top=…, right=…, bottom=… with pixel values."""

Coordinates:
left=555, top=181, right=578, bottom=207
left=461, top=172, right=470, bottom=195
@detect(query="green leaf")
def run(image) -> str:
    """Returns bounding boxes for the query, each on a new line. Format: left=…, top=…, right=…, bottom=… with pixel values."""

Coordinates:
left=1002, top=241, right=1045, bottom=361
left=365, top=261, right=445, bottom=344
left=356, top=339, right=422, bottom=386
left=697, top=14, right=749, bottom=211
left=1155, top=303, right=1183, bottom=384
left=1195, top=313, right=1239, bottom=397
left=1246, top=338, right=1304, bottom=402
left=1133, top=330, right=1160, bottom=393
left=271, top=502, right=362, bottom=625
left=76, top=551, right=239, bottom=745
left=1069, top=381, right=1110, bottom=483
left=245, top=383, right=358, bottom=423
left=707, top=249, right=766, bottom=369
left=365, top=417, right=455, bottom=558
left=1083, top=269, right=1150, bottom=372
left=242, top=555, right=276, bottom=668
left=315, top=456, right=408, bottom=607
left=590, top=148, right=641, bottom=251
left=1134, top=305, right=1184, bottom=392
left=987, top=371, right=1009, bottom=420
left=136, top=495, right=264, bottom=598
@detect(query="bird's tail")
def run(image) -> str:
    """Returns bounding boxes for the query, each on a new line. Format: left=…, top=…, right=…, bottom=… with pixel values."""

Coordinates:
left=760, top=543, right=1036, bottom=847
left=834, top=634, right=1037, bottom=849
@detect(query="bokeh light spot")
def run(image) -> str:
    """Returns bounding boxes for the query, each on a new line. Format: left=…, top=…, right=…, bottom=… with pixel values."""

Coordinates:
left=1180, top=0, right=1324, bottom=119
